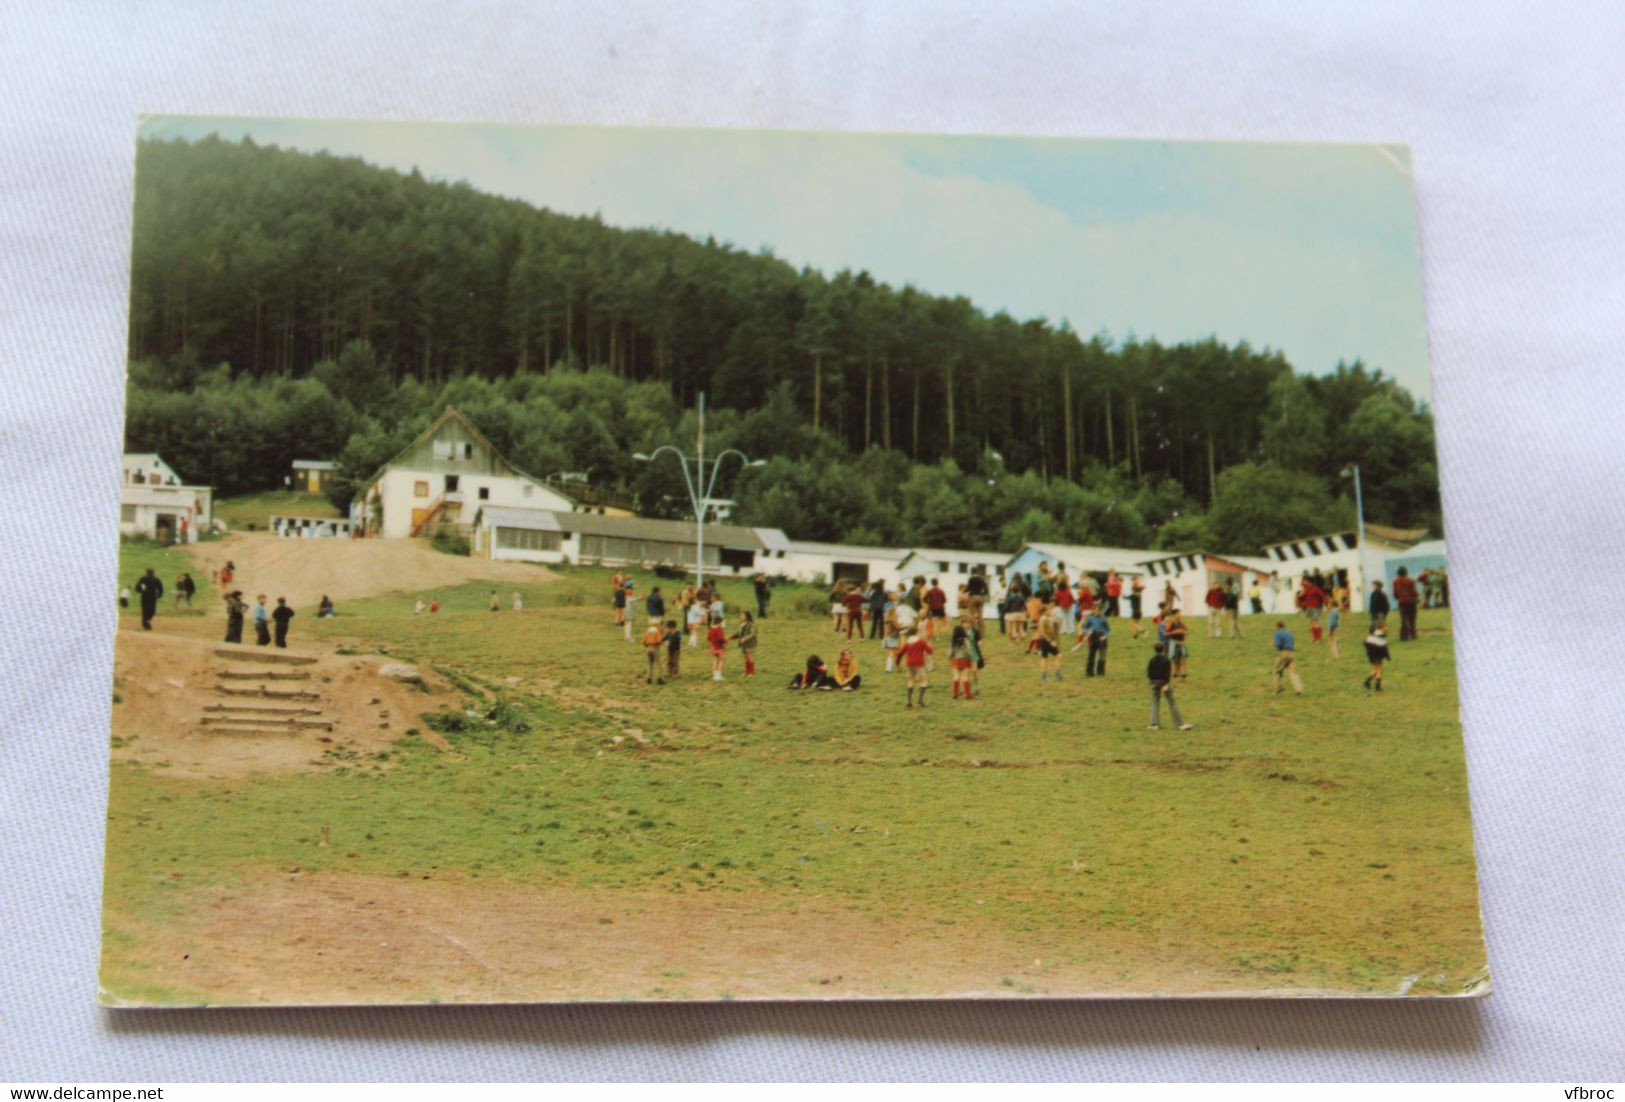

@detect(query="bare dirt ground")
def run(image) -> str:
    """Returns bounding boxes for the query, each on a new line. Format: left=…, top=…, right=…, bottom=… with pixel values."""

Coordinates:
left=102, top=872, right=1250, bottom=1005
left=187, top=532, right=555, bottom=607
left=111, top=622, right=456, bottom=780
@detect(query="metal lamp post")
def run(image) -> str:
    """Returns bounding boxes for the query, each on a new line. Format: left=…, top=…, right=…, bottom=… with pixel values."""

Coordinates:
left=1340, top=463, right=1366, bottom=550
left=634, top=391, right=765, bottom=588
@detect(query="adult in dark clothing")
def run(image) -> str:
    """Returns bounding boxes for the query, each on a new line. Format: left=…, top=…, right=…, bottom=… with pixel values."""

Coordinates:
left=178, top=573, right=196, bottom=608
left=223, top=591, right=246, bottom=644
left=271, top=597, right=295, bottom=648
left=646, top=587, right=666, bottom=620
left=867, top=581, right=888, bottom=639
left=753, top=573, right=771, bottom=619
left=1392, top=566, right=1420, bottom=642
left=133, top=568, right=163, bottom=630
left=1367, top=580, right=1391, bottom=632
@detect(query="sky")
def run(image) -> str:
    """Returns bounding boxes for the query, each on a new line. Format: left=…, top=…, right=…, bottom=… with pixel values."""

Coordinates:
left=141, top=117, right=1434, bottom=401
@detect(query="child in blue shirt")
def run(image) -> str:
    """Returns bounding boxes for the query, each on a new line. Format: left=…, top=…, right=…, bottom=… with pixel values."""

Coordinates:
left=1272, top=620, right=1304, bottom=695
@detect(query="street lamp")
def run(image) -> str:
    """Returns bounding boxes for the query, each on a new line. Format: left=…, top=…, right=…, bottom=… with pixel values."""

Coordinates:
left=634, top=391, right=765, bottom=587
left=1339, top=463, right=1366, bottom=550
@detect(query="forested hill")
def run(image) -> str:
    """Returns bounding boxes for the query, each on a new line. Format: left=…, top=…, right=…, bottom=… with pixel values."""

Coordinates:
left=125, top=135, right=1442, bottom=553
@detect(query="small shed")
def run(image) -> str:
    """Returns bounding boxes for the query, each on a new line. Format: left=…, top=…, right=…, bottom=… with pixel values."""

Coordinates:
left=779, top=541, right=911, bottom=587
left=292, top=459, right=338, bottom=494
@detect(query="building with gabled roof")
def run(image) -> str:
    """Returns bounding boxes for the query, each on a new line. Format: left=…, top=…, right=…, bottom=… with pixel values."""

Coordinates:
left=360, top=407, right=578, bottom=539
left=1137, top=550, right=1282, bottom=616
left=895, top=547, right=1012, bottom=616
left=120, top=453, right=213, bottom=544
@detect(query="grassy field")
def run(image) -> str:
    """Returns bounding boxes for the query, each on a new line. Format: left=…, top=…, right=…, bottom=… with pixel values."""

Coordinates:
left=102, top=554, right=1487, bottom=1001
left=115, top=538, right=214, bottom=619
left=214, top=489, right=341, bottom=532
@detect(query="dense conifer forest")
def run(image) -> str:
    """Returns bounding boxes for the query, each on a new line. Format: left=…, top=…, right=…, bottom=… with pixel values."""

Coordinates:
left=125, top=136, right=1441, bottom=552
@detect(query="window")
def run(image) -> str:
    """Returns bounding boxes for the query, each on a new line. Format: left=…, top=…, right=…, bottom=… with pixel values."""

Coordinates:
left=495, top=527, right=561, bottom=552
left=477, top=486, right=489, bottom=500
left=414, top=481, right=429, bottom=498
left=445, top=475, right=460, bottom=493
left=464, top=443, right=474, bottom=459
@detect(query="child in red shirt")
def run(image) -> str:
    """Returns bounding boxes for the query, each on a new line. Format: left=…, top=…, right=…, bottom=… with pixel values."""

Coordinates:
left=706, top=614, right=728, bottom=682
left=901, top=629, right=934, bottom=708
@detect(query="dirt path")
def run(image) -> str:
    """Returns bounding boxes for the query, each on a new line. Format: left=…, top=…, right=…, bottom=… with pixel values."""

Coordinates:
left=101, top=871, right=1259, bottom=1005
left=186, top=532, right=556, bottom=608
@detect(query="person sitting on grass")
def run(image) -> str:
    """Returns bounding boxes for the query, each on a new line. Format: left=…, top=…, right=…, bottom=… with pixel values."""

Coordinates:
left=318, top=595, right=335, bottom=618
left=706, top=613, right=728, bottom=682
left=901, top=628, right=933, bottom=708
left=830, top=648, right=861, bottom=691
left=789, top=654, right=828, bottom=690
left=1272, top=619, right=1305, bottom=696
left=948, top=625, right=976, bottom=700
left=641, top=618, right=666, bottom=685
left=1363, top=626, right=1391, bottom=692
left=735, top=610, right=758, bottom=677
left=1147, top=642, right=1194, bottom=731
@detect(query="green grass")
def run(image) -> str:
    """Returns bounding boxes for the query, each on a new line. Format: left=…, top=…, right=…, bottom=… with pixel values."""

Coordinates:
left=103, top=553, right=1486, bottom=998
left=116, top=538, right=214, bottom=618
left=215, top=489, right=340, bottom=532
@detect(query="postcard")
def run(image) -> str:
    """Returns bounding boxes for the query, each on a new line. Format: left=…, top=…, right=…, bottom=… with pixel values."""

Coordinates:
left=103, top=119, right=1486, bottom=1004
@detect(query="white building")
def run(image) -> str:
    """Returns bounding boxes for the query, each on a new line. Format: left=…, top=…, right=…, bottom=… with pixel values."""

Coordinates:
left=1257, top=525, right=1426, bottom=612
left=361, top=407, right=579, bottom=540
left=120, top=453, right=213, bottom=544
left=1135, top=551, right=1281, bottom=616
left=471, top=506, right=788, bottom=576
left=1005, top=543, right=1158, bottom=591
left=778, top=540, right=912, bottom=587
left=894, top=547, right=1012, bottom=615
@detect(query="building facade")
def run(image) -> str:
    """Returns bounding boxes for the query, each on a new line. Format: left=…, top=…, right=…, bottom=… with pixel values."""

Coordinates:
left=471, top=506, right=787, bottom=576
left=362, top=408, right=577, bottom=539
left=120, top=453, right=213, bottom=544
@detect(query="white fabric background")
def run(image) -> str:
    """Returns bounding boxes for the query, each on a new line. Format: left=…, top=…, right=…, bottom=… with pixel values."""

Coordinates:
left=2, top=0, right=1621, bottom=1083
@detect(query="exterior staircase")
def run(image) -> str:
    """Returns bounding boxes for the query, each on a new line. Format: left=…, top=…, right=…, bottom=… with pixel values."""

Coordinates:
left=201, top=648, right=335, bottom=736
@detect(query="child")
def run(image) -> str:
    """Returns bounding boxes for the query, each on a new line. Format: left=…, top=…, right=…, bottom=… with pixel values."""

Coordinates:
left=512, top=591, right=523, bottom=612
left=831, top=648, right=861, bottom=691
left=948, top=625, right=976, bottom=700
left=1163, top=607, right=1189, bottom=679
left=428, top=598, right=439, bottom=614
left=415, top=596, right=426, bottom=616
left=641, top=618, right=666, bottom=685
left=489, top=589, right=500, bottom=612
left=686, top=597, right=706, bottom=648
left=789, top=655, right=828, bottom=690
left=1129, top=576, right=1146, bottom=638
left=1083, top=608, right=1110, bottom=677
left=1363, top=626, right=1391, bottom=692
left=735, top=610, right=758, bottom=676
left=1272, top=619, right=1305, bottom=695
left=1147, top=642, right=1193, bottom=730
left=271, top=596, right=294, bottom=648
left=613, top=578, right=628, bottom=628
left=706, top=613, right=728, bottom=681
left=1326, top=602, right=1342, bottom=660
left=1005, top=587, right=1027, bottom=643
left=663, top=620, right=682, bottom=678
left=882, top=598, right=902, bottom=672
left=1037, top=601, right=1064, bottom=681
left=901, top=629, right=933, bottom=708
left=119, top=585, right=130, bottom=609
left=965, top=616, right=985, bottom=694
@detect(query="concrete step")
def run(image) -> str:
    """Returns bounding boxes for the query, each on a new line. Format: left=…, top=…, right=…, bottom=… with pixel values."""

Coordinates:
left=217, top=670, right=311, bottom=682
left=203, top=704, right=326, bottom=717
left=213, top=685, right=322, bottom=701
left=201, top=715, right=333, bottom=731
left=214, top=649, right=317, bottom=666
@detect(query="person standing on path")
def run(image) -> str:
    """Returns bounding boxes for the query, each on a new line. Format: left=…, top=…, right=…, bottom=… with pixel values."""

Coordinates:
left=253, top=594, right=271, bottom=646
left=1271, top=620, right=1305, bottom=695
left=271, top=597, right=294, bottom=648
left=224, top=591, right=246, bottom=643
left=134, top=568, right=163, bottom=630
left=1147, top=643, right=1192, bottom=730
left=1393, top=566, right=1420, bottom=641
